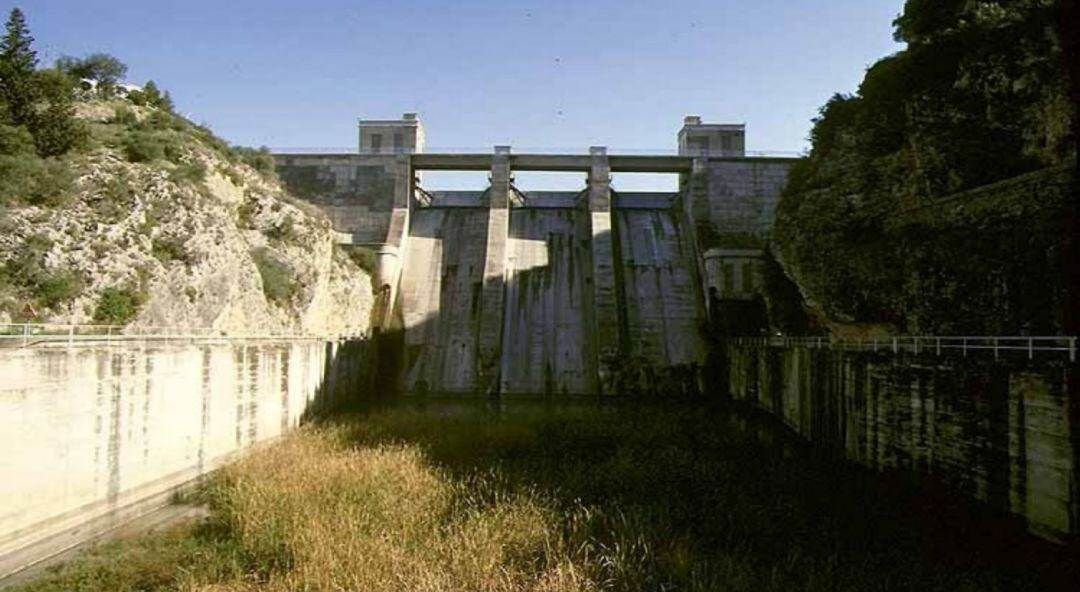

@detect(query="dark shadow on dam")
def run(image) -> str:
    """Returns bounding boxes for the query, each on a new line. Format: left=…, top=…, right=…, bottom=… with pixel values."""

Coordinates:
left=387, top=200, right=711, bottom=399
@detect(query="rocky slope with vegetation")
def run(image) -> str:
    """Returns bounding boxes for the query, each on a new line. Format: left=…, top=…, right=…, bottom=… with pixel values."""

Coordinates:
left=774, top=0, right=1076, bottom=335
left=0, top=9, right=372, bottom=335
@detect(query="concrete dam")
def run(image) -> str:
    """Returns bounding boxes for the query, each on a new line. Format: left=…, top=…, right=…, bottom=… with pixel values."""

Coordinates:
left=275, top=115, right=794, bottom=395
left=3, top=115, right=1078, bottom=583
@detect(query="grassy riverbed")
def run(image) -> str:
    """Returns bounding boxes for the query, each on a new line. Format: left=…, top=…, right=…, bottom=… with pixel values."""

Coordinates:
left=14, top=403, right=1061, bottom=591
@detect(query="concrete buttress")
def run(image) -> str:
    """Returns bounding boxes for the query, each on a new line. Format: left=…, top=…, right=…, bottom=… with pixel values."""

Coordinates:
left=586, top=147, right=620, bottom=393
left=477, top=148, right=511, bottom=394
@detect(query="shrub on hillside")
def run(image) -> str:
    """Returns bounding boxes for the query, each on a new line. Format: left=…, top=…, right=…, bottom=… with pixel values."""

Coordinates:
left=121, top=130, right=165, bottom=162
left=151, top=236, right=191, bottom=265
left=344, top=246, right=376, bottom=274
left=122, top=130, right=184, bottom=164
left=33, top=271, right=81, bottom=308
left=168, top=161, right=207, bottom=186
left=138, top=81, right=173, bottom=111
left=0, top=154, right=74, bottom=207
left=230, top=146, right=275, bottom=176
left=2, top=234, right=83, bottom=310
left=236, top=201, right=257, bottom=229
left=265, top=215, right=298, bottom=243
left=110, top=105, right=138, bottom=127
left=92, top=287, right=145, bottom=324
left=252, top=248, right=297, bottom=305
left=0, top=122, right=34, bottom=155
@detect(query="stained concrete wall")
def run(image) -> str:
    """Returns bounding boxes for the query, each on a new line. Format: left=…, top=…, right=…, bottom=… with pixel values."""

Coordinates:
left=0, top=339, right=368, bottom=577
left=695, top=158, right=794, bottom=245
left=502, top=208, right=595, bottom=395
left=398, top=201, right=707, bottom=396
left=275, top=155, right=398, bottom=244
left=615, top=209, right=706, bottom=369
left=727, top=344, right=1079, bottom=540
left=400, top=209, right=491, bottom=393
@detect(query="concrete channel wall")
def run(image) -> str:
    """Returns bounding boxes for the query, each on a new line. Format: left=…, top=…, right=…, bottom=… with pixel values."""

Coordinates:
left=0, top=338, right=369, bottom=578
left=726, top=343, right=1079, bottom=541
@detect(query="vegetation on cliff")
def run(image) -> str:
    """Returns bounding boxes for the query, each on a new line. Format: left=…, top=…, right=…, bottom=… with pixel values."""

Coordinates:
left=775, top=0, right=1075, bottom=334
left=0, top=8, right=372, bottom=334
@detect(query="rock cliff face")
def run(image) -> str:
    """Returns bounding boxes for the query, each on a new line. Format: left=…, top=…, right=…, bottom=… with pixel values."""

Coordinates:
left=0, top=101, right=372, bottom=335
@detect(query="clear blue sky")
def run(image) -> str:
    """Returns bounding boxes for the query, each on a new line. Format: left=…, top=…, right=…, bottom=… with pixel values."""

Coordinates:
left=19, top=0, right=903, bottom=189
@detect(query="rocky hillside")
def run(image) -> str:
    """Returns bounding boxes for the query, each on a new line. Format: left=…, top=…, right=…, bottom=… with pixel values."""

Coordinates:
left=774, top=0, right=1075, bottom=334
left=0, top=99, right=373, bottom=335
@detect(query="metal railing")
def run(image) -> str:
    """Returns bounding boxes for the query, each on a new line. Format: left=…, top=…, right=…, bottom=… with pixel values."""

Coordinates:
left=0, top=323, right=367, bottom=349
left=729, top=335, right=1077, bottom=362
left=269, top=147, right=804, bottom=158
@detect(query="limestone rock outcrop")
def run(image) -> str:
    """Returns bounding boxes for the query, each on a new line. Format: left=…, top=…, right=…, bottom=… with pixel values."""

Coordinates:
left=0, top=102, right=372, bottom=336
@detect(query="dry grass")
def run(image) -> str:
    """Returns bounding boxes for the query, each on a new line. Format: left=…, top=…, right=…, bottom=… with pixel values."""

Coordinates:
left=13, top=403, right=1056, bottom=592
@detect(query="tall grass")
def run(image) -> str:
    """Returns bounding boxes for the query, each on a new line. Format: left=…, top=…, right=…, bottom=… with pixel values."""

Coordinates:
left=13, top=404, right=1055, bottom=591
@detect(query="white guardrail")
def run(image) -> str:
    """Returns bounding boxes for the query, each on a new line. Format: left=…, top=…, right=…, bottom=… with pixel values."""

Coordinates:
left=729, top=335, right=1077, bottom=362
left=0, top=323, right=368, bottom=348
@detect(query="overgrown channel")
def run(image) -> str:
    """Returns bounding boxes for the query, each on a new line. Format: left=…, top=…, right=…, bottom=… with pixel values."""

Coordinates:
left=13, top=402, right=1073, bottom=592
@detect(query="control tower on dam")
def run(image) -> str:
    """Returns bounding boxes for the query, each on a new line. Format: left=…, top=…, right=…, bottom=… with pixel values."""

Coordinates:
left=273, top=114, right=797, bottom=396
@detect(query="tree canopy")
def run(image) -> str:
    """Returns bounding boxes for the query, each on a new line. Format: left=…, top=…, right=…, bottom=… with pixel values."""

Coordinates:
left=775, top=0, right=1074, bottom=333
left=56, top=53, right=128, bottom=84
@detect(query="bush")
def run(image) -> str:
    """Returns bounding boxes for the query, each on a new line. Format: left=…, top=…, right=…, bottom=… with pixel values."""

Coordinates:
left=230, top=146, right=275, bottom=175
left=122, top=130, right=183, bottom=164
left=252, top=248, right=297, bottom=305
left=265, top=214, right=297, bottom=243
left=122, top=131, right=164, bottom=162
left=236, top=201, right=257, bottom=228
left=0, top=122, right=35, bottom=155
left=1, top=234, right=83, bottom=310
left=151, top=237, right=190, bottom=264
left=344, top=246, right=376, bottom=274
left=139, top=109, right=185, bottom=133
left=217, top=163, right=244, bottom=187
left=111, top=105, right=138, bottom=126
left=33, top=271, right=81, bottom=308
left=0, top=154, right=74, bottom=207
left=168, top=161, right=207, bottom=185
left=92, top=287, right=145, bottom=324
left=141, top=80, right=173, bottom=111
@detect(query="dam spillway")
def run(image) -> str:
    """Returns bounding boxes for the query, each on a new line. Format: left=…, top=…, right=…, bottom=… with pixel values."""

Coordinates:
left=274, top=115, right=796, bottom=395
left=394, top=194, right=708, bottom=395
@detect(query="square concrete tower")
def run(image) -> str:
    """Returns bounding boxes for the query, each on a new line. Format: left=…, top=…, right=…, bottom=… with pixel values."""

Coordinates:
left=677, top=116, right=745, bottom=156
left=358, top=113, right=425, bottom=154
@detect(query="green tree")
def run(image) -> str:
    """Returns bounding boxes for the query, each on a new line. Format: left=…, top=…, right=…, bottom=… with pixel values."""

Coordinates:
left=0, top=8, right=38, bottom=125
left=55, top=53, right=127, bottom=83
left=141, top=80, right=173, bottom=111
left=28, top=69, right=86, bottom=157
left=775, top=0, right=1073, bottom=332
left=55, top=52, right=127, bottom=96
